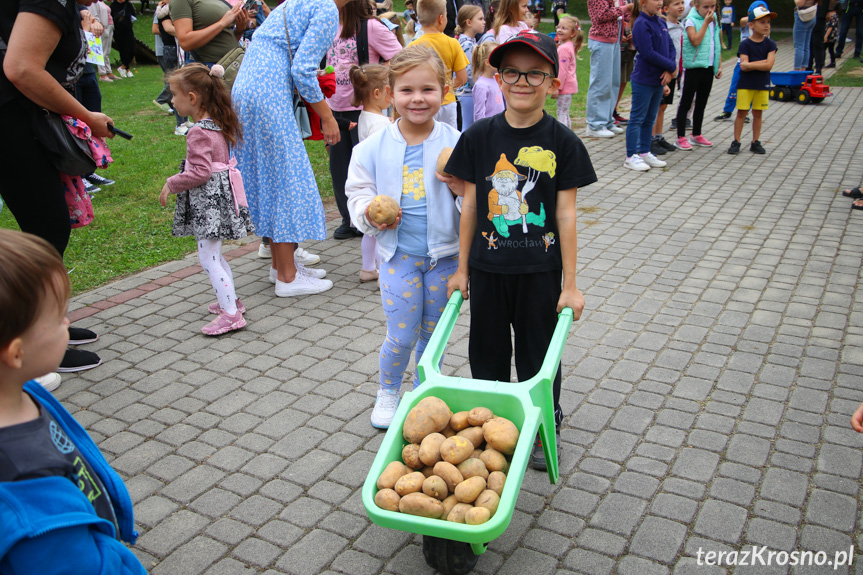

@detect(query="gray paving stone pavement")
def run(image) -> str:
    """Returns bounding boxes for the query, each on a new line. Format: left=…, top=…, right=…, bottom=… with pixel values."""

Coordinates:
left=57, top=39, right=863, bottom=574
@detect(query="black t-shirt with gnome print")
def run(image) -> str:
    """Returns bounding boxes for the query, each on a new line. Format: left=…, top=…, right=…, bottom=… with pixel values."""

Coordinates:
left=0, top=0, right=87, bottom=107
left=446, top=112, right=597, bottom=274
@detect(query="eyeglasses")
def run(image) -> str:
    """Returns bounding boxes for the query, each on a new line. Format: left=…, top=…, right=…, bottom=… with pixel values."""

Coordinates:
left=499, top=68, right=555, bottom=86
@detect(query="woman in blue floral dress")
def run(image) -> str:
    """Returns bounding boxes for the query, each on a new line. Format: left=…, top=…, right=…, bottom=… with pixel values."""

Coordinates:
left=233, top=0, right=352, bottom=297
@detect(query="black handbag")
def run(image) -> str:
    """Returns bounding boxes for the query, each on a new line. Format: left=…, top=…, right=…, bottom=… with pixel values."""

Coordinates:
left=31, top=108, right=97, bottom=176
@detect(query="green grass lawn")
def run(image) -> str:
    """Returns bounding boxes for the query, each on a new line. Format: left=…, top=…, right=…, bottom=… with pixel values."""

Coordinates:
left=828, top=54, right=863, bottom=87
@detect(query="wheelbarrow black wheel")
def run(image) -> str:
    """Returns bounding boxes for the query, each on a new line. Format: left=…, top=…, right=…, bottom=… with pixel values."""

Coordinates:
left=422, top=536, right=479, bottom=575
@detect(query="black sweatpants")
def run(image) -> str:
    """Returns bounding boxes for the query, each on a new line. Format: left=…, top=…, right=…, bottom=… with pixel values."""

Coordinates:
left=0, top=99, right=70, bottom=256
left=468, top=268, right=564, bottom=424
left=327, top=109, right=361, bottom=227
left=677, top=67, right=714, bottom=138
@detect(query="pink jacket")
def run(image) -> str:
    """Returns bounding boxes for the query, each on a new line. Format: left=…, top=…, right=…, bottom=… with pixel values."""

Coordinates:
left=588, top=0, right=624, bottom=43
left=557, top=41, right=578, bottom=95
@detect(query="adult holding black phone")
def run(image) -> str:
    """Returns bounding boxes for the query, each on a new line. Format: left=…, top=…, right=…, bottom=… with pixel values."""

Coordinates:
left=0, top=0, right=115, bottom=375
left=169, top=0, right=251, bottom=65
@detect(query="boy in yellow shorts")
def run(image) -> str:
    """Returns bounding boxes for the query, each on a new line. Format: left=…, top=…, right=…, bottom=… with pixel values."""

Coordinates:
left=727, top=4, right=777, bottom=155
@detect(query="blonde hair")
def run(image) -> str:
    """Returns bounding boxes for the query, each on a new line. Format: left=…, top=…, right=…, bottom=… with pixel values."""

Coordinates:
left=455, top=4, right=482, bottom=35
left=417, top=0, right=446, bottom=26
left=388, top=44, right=447, bottom=91
left=349, top=64, right=389, bottom=107
left=472, top=41, right=498, bottom=82
left=493, top=0, right=523, bottom=36
left=558, top=15, right=583, bottom=53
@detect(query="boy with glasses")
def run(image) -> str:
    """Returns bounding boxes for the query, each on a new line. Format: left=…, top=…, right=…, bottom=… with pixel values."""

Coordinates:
left=444, top=31, right=597, bottom=470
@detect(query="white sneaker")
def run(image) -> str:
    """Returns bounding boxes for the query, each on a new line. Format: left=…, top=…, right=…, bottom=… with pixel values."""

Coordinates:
left=294, top=247, right=320, bottom=266
left=126, top=69, right=134, bottom=78
left=258, top=243, right=271, bottom=259
left=274, top=274, right=333, bottom=297
left=174, top=124, right=189, bottom=136
left=624, top=155, right=651, bottom=171
left=118, top=67, right=128, bottom=78
left=297, top=263, right=326, bottom=279
left=183, top=120, right=194, bottom=129
left=35, top=372, right=61, bottom=392
left=586, top=127, right=615, bottom=138
left=269, top=267, right=278, bottom=284
left=371, top=388, right=401, bottom=429
left=608, top=125, right=625, bottom=134
left=640, top=153, right=667, bottom=168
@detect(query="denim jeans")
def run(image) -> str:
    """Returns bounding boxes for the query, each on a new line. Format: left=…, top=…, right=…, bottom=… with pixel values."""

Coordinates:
left=586, top=37, right=621, bottom=131
left=626, top=81, right=663, bottom=156
left=793, top=11, right=816, bottom=69
left=723, top=61, right=741, bottom=114
left=837, top=1, right=863, bottom=57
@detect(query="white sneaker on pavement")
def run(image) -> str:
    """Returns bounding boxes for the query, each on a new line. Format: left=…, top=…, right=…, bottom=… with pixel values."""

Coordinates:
left=608, top=125, right=624, bottom=134
left=35, top=372, right=61, bottom=392
left=624, top=155, right=651, bottom=171
left=258, top=243, right=271, bottom=259
left=586, top=127, right=615, bottom=138
left=371, top=388, right=400, bottom=429
left=640, top=152, right=667, bottom=168
left=294, top=247, right=320, bottom=265
left=297, top=263, right=327, bottom=279
left=274, top=274, right=333, bottom=297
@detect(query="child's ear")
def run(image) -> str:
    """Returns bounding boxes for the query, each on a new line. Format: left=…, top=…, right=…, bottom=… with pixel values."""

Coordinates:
left=0, top=338, right=24, bottom=370
left=549, top=77, right=561, bottom=96
left=441, top=84, right=450, bottom=103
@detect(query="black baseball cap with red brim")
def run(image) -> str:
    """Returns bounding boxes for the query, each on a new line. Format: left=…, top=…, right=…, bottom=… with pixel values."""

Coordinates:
left=489, top=30, right=560, bottom=77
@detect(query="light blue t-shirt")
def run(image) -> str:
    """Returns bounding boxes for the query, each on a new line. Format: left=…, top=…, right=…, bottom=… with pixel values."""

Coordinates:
left=397, top=144, right=428, bottom=257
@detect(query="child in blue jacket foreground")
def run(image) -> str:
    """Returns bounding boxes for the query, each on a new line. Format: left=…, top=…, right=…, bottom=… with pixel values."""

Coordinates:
left=0, top=229, right=146, bottom=575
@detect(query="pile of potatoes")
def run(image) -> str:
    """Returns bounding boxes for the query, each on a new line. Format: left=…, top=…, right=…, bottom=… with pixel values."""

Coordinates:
left=374, top=397, right=520, bottom=525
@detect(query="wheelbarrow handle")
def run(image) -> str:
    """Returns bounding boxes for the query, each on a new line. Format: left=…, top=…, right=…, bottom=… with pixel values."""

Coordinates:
left=416, top=290, right=464, bottom=384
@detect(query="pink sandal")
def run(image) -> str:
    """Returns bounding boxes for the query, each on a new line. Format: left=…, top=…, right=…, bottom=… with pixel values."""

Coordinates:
left=207, top=299, right=246, bottom=315
left=201, top=310, right=246, bottom=336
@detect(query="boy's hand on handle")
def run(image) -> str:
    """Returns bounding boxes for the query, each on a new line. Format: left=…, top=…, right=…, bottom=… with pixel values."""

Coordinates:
left=364, top=205, right=402, bottom=230
left=159, top=183, right=171, bottom=207
left=852, top=401, right=863, bottom=433
left=435, top=171, right=465, bottom=197
left=557, top=286, right=585, bottom=318
left=447, top=269, right=469, bottom=300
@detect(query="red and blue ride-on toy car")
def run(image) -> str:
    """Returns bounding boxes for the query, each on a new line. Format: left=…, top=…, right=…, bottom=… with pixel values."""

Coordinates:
left=769, top=71, right=833, bottom=104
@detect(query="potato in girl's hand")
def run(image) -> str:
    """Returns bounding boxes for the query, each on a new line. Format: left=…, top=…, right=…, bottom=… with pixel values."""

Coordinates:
left=436, top=147, right=453, bottom=177
left=368, top=195, right=400, bottom=225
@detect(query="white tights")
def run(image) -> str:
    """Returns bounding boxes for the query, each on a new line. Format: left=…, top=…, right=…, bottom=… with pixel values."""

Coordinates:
left=556, top=94, right=573, bottom=129
left=361, top=233, right=378, bottom=272
left=197, top=239, right=238, bottom=315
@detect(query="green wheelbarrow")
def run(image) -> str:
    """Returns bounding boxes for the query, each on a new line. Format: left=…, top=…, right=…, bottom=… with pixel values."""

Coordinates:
left=361, top=291, right=574, bottom=574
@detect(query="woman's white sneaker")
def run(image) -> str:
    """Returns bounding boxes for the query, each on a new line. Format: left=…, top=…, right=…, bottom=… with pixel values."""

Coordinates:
left=624, top=156, right=651, bottom=171
left=274, top=274, right=333, bottom=297
left=297, top=263, right=326, bottom=279
left=640, top=152, right=667, bottom=168
left=294, top=247, right=320, bottom=265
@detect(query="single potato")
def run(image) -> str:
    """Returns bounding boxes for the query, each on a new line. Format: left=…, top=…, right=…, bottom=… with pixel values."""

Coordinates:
left=480, top=448, right=508, bottom=473
left=465, top=506, right=491, bottom=525
left=454, top=476, right=487, bottom=503
left=422, top=475, right=449, bottom=500
left=457, top=458, right=489, bottom=481
left=394, top=471, right=426, bottom=496
left=440, top=436, right=475, bottom=465
left=474, top=489, right=501, bottom=518
left=457, top=426, right=485, bottom=449
left=450, top=411, right=471, bottom=431
left=436, top=147, right=454, bottom=177
left=419, top=433, right=447, bottom=466
left=487, top=471, right=506, bottom=496
left=433, top=461, right=464, bottom=492
left=446, top=502, right=473, bottom=523
left=368, top=195, right=400, bottom=226
left=399, top=492, right=444, bottom=519
left=467, top=407, right=494, bottom=426
left=403, top=397, right=452, bottom=444
left=374, top=488, right=401, bottom=512
left=441, top=494, right=459, bottom=519
left=402, top=443, right=424, bottom=469
left=377, top=461, right=410, bottom=490
left=482, top=416, right=520, bottom=455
